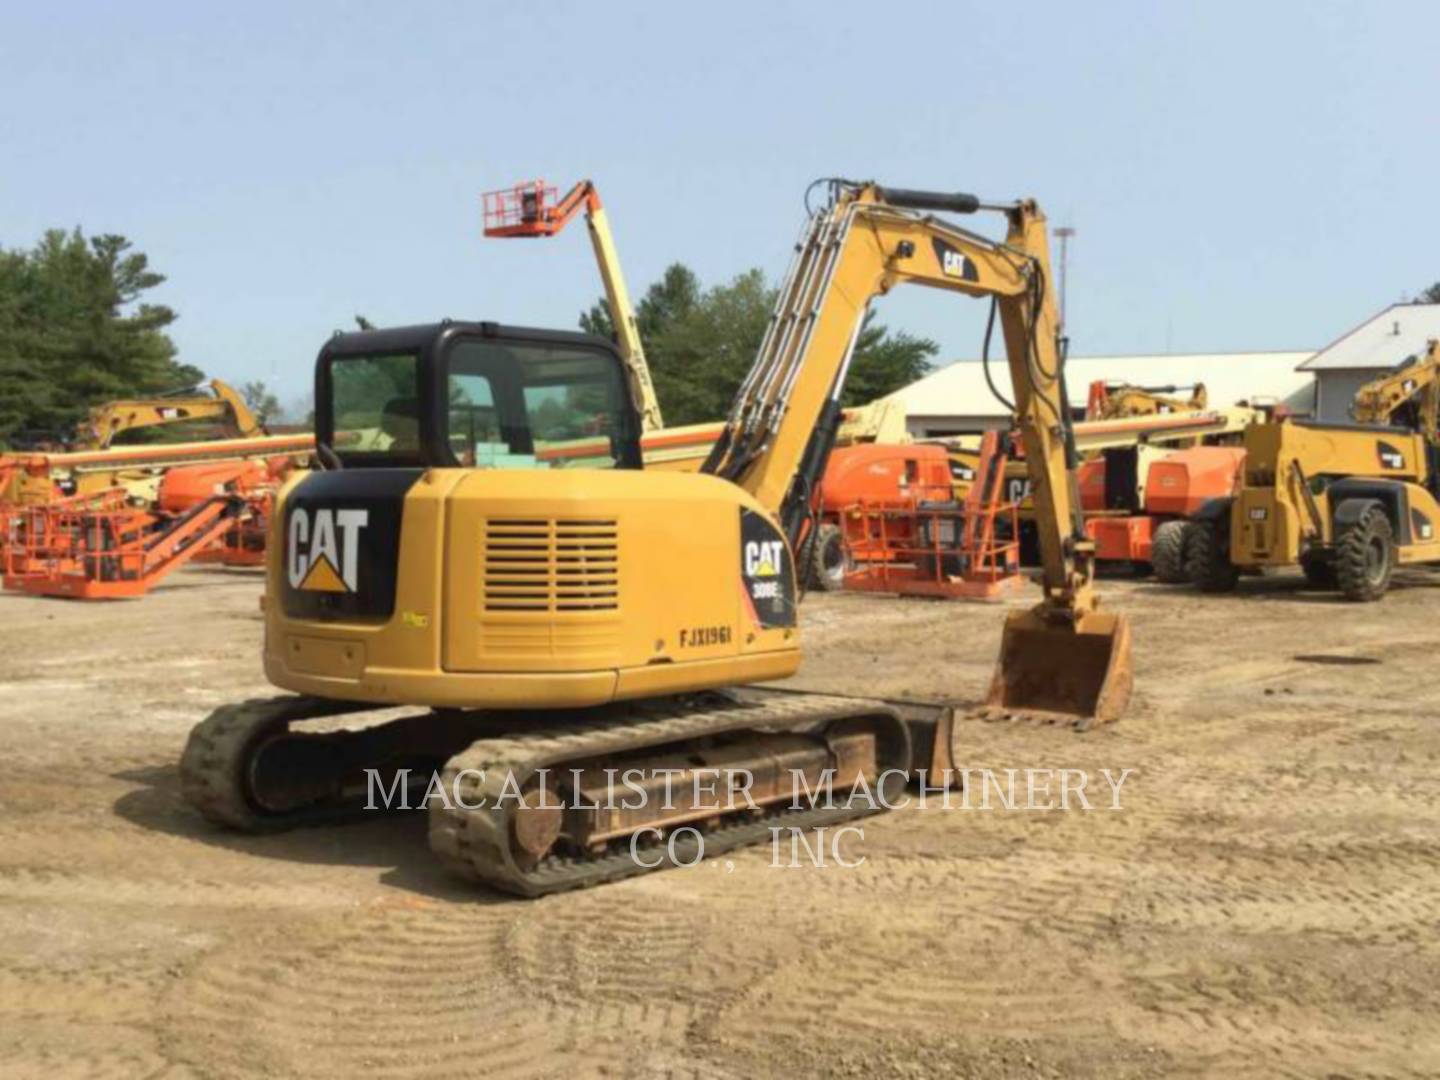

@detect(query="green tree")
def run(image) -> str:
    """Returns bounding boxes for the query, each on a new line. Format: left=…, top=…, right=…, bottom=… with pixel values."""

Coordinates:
left=1416, top=282, right=1440, bottom=304
left=0, top=228, right=198, bottom=446
left=839, top=309, right=938, bottom=407
left=579, top=262, right=936, bottom=425
left=580, top=262, right=701, bottom=344
left=242, top=380, right=282, bottom=426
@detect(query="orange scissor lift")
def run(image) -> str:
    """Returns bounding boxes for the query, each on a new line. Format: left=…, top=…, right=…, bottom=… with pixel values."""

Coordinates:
left=841, top=430, right=1022, bottom=600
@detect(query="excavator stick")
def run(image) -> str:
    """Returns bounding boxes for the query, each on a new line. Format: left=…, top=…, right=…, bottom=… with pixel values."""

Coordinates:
left=988, top=608, right=1133, bottom=729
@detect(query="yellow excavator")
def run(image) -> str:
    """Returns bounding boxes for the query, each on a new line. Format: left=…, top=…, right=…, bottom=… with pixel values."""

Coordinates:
left=180, top=181, right=1132, bottom=895
left=1351, top=339, right=1440, bottom=434
left=75, top=379, right=263, bottom=450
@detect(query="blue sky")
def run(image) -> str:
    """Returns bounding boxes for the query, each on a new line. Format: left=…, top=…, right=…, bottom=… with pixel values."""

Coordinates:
left=4, top=2, right=1437, bottom=410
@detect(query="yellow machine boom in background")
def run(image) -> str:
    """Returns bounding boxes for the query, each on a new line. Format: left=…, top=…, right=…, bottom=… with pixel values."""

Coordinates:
left=75, top=378, right=262, bottom=450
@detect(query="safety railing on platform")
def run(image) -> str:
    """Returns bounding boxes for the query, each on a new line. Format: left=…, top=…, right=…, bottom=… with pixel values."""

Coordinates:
left=840, top=432, right=1022, bottom=600
left=3, top=491, right=244, bottom=599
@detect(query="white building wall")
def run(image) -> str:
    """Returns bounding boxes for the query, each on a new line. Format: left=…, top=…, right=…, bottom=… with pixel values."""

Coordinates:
left=1313, top=370, right=1374, bottom=422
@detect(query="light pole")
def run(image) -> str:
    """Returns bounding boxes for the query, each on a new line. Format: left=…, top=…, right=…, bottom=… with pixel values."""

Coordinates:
left=1052, top=226, right=1076, bottom=336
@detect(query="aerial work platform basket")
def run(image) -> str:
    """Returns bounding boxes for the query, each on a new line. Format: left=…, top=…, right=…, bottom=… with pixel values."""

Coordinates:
left=482, top=180, right=568, bottom=237
left=840, top=431, right=1023, bottom=600
left=3, top=489, right=246, bottom=599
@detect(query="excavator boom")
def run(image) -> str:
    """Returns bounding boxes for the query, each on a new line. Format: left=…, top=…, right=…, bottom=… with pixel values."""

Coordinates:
left=704, top=181, right=1131, bottom=725
left=77, top=379, right=263, bottom=450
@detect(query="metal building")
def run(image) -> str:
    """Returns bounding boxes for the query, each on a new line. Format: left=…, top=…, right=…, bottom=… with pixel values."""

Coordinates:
left=1298, top=303, right=1440, bottom=422
left=884, top=350, right=1316, bottom=438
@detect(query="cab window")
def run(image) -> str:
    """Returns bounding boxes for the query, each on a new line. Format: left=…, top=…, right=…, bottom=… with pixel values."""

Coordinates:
left=330, top=352, right=421, bottom=457
left=445, top=340, right=631, bottom=469
left=447, top=373, right=500, bottom=465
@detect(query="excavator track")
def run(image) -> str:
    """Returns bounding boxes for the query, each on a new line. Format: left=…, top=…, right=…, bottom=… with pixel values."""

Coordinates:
left=182, top=691, right=928, bottom=897
left=427, top=692, right=911, bottom=897
left=179, top=695, right=492, bottom=831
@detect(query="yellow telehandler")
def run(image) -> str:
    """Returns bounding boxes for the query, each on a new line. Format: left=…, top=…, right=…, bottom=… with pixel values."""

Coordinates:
left=1188, top=422, right=1440, bottom=599
left=1186, top=340, right=1440, bottom=600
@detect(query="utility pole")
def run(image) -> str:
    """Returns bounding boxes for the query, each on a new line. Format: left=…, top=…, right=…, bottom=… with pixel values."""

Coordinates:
left=1052, top=226, right=1076, bottom=336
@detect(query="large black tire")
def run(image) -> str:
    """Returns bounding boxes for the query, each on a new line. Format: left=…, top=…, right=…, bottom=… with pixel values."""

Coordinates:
left=1334, top=504, right=1395, bottom=602
left=1185, top=519, right=1240, bottom=592
left=1299, top=549, right=1337, bottom=589
left=807, top=523, right=848, bottom=592
left=1151, top=520, right=1191, bottom=584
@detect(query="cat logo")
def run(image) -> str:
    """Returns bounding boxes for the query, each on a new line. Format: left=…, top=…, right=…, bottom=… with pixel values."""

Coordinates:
left=288, top=508, right=369, bottom=593
left=744, top=539, right=785, bottom=578
left=931, top=237, right=978, bottom=282
left=1377, top=441, right=1405, bottom=470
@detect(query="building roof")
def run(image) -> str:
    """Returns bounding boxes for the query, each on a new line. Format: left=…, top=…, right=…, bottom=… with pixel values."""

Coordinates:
left=888, top=350, right=1317, bottom=418
left=1297, top=303, right=1440, bottom=372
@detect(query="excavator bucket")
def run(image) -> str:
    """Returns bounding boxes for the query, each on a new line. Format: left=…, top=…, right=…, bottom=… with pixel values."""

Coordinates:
left=987, top=608, right=1133, bottom=729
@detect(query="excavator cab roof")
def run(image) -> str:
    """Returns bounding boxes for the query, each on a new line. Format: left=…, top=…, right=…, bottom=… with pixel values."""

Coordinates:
left=316, top=321, right=644, bottom=472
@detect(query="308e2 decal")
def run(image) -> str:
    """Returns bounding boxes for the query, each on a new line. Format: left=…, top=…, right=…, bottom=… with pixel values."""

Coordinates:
left=739, top=509, right=796, bottom=629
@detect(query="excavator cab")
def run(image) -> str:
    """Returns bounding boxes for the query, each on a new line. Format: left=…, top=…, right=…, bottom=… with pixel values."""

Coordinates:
left=317, top=321, right=644, bottom=471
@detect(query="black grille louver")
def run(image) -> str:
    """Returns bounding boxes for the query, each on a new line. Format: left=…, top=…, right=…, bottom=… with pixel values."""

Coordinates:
left=482, top=519, right=619, bottom=613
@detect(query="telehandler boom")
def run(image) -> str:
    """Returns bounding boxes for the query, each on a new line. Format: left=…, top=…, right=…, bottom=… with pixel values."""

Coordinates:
left=1085, top=381, right=1207, bottom=421
left=180, top=181, right=1131, bottom=896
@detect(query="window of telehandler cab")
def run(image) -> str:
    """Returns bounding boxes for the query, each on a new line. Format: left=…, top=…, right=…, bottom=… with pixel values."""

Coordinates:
left=324, top=334, right=638, bottom=470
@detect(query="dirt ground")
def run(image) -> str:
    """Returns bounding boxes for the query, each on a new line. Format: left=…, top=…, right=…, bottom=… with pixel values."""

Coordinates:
left=2, top=564, right=1439, bottom=1078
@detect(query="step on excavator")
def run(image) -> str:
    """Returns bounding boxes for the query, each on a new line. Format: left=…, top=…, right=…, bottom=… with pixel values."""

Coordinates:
left=180, top=181, right=1133, bottom=896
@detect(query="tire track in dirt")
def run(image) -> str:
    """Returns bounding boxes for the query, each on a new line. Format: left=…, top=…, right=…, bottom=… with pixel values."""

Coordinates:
left=159, top=900, right=563, bottom=1079
left=159, top=891, right=750, bottom=1080
left=1111, top=941, right=1440, bottom=1079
